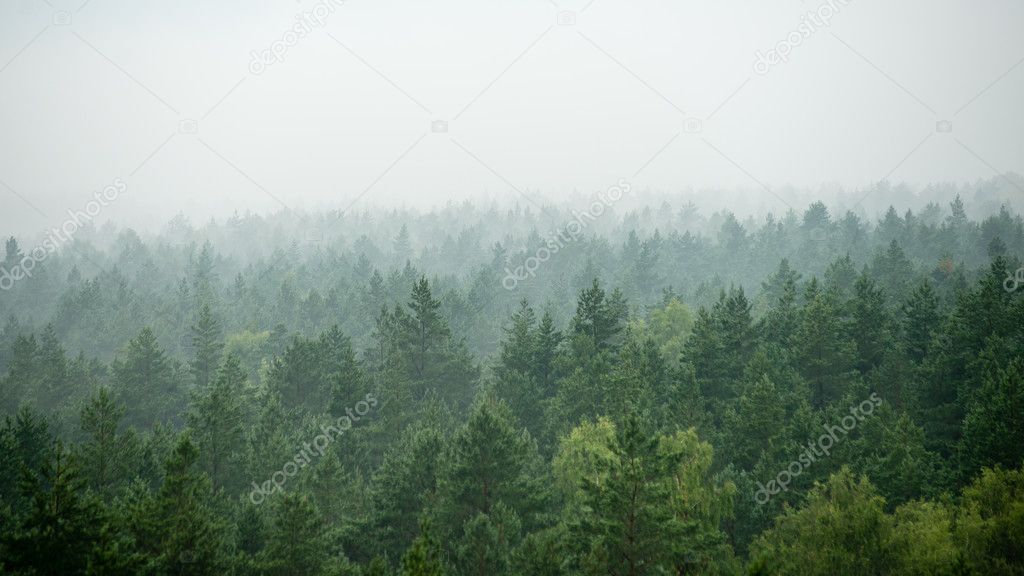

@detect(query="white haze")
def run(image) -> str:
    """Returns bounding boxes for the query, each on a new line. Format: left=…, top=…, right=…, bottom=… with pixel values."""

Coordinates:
left=1, top=0, right=1022, bottom=236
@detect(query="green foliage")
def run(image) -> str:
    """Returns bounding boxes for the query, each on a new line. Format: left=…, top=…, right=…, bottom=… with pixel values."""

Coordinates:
left=400, top=520, right=445, bottom=576
left=750, top=467, right=894, bottom=575
left=0, top=199, right=1023, bottom=574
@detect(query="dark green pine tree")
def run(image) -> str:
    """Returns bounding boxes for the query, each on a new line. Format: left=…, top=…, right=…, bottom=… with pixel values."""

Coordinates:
left=187, top=353, right=246, bottom=491
left=718, top=286, right=755, bottom=386
left=497, top=299, right=536, bottom=379
left=901, top=279, right=940, bottom=364
left=394, top=276, right=478, bottom=407
left=824, top=254, right=858, bottom=297
left=439, top=397, right=545, bottom=535
left=78, top=386, right=137, bottom=498
left=761, top=258, right=801, bottom=312
left=400, top=520, right=445, bottom=576
left=573, top=413, right=684, bottom=575
left=0, top=406, right=53, bottom=510
left=149, top=435, right=225, bottom=575
left=189, top=303, right=224, bottom=390
left=371, top=422, right=445, bottom=560
left=532, top=310, right=562, bottom=396
left=1, top=334, right=39, bottom=413
left=871, top=240, right=915, bottom=304
left=722, top=375, right=786, bottom=471
left=570, top=278, right=628, bottom=350
left=848, top=270, right=891, bottom=375
left=405, top=276, right=448, bottom=381
left=112, top=327, right=181, bottom=428
left=495, top=300, right=544, bottom=435
left=796, top=284, right=857, bottom=408
left=760, top=265, right=800, bottom=350
left=260, top=493, right=330, bottom=576
left=958, top=358, right=1024, bottom=478
left=1, top=442, right=105, bottom=575
left=918, top=257, right=1016, bottom=455
left=267, top=335, right=326, bottom=412
left=454, top=503, right=520, bottom=576
left=36, top=324, right=70, bottom=409
left=327, top=331, right=367, bottom=418
left=682, top=287, right=753, bottom=407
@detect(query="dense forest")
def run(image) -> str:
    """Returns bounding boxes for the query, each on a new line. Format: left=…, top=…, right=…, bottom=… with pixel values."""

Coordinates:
left=1, top=185, right=1024, bottom=575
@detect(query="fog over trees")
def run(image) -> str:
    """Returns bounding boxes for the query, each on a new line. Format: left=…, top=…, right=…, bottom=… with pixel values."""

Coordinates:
left=1, top=187, right=1023, bottom=574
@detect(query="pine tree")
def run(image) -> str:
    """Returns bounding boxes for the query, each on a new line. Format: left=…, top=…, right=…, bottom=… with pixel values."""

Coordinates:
left=189, top=303, right=224, bottom=390
left=796, top=287, right=857, bottom=408
left=394, top=224, right=413, bottom=264
left=439, top=398, right=544, bottom=535
left=871, top=240, right=915, bottom=304
left=454, top=504, right=520, bottom=576
left=405, top=276, right=448, bottom=380
left=187, top=354, right=246, bottom=490
left=327, top=330, right=367, bottom=418
left=261, top=493, right=329, bottom=576
left=371, top=422, right=445, bottom=559
left=901, top=279, right=940, bottom=364
left=400, top=520, right=445, bottom=576
left=36, top=324, right=69, bottom=409
left=849, top=271, right=890, bottom=374
left=497, top=300, right=536, bottom=379
left=112, top=327, right=181, bottom=428
left=79, top=386, right=137, bottom=498
left=723, top=375, right=786, bottom=470
left=532, top=310, right=562, bottom=395
left=1, top=334, right=38, bottom=413
left=570, top=279, right=627, bottom=350
left=0, top=406, right=52, bottom=510
left=958, top=359, right=1024, bottom=478
left=1, top=442, right=105, bottom=575
left=761, top=259, right=801, bottom=313
left=573, top=413, right=684, bottom=575
left=149, top=435, right=225, bottom=575
left=495, top=300, right=544, bottom=434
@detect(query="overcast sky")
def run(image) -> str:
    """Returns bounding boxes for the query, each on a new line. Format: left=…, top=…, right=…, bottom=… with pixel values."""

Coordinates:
left=1, top=0, right=1022, bottom=235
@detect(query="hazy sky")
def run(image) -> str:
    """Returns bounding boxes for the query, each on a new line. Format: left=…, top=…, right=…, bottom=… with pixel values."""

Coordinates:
left=1, top=0, right=1022, bottom=235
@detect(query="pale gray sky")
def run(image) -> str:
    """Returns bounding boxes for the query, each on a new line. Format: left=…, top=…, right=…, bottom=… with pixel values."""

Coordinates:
left=1, top=0, right=1022, bottom=235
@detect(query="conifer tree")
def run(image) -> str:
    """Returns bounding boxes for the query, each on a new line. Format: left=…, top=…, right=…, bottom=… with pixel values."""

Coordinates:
left=112, top=327, right=181, bottom=428
left=1, top=442, right=103, bottom=575
left=189, top=303, right=224, bottom=390
left=401, top=520, right=445, bottom=576
left=187, top=354, right=246, bottom=490
left=79, top=386, right=137, bottom=498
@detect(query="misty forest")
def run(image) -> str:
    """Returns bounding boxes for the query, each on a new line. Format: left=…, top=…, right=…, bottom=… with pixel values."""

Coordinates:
left=1, top=180, right=1024, bottom=575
